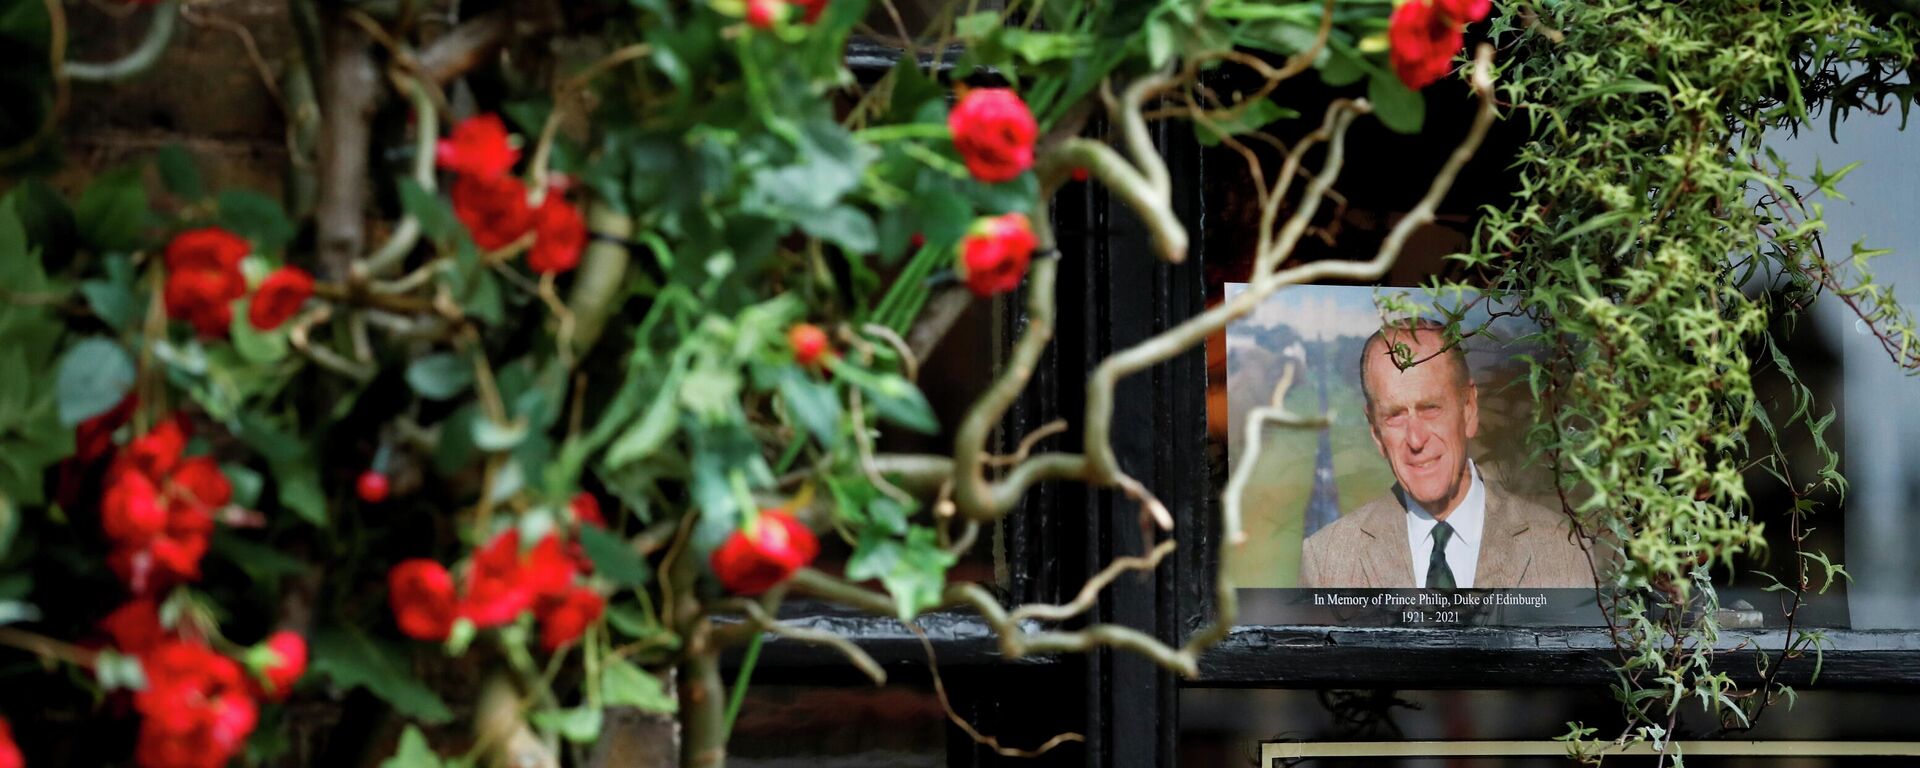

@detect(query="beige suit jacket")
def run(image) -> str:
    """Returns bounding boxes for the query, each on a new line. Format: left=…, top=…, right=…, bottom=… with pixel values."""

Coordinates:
left=1299, top=482, right=1597, bottom=588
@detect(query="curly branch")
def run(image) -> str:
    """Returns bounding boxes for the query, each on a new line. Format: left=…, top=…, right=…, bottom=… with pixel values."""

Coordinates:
left=1010, top=539, right=1176, bottom=623
left=715, top=598, right=886, bottom=685
left=65, top=0, right=177, bottom=83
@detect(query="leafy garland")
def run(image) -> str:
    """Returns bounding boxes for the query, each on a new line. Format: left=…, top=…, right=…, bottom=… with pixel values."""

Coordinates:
left=1468, top=0, right=1920, bottom=759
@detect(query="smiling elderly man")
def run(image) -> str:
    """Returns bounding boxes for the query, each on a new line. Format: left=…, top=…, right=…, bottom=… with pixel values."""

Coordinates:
left=1300, top=321, right=1596, bottom=589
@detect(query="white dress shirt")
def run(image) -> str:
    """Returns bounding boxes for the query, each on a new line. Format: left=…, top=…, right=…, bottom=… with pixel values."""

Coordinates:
left=1405, top=460, right=1487, bottom=588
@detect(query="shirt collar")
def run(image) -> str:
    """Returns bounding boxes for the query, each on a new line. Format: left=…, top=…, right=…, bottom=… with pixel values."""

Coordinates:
left=1405, top=460, right=1486, bottom=549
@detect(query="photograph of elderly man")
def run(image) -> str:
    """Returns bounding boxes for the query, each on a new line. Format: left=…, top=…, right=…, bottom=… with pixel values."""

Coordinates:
left=1299, top=321, right=1596, bottom=589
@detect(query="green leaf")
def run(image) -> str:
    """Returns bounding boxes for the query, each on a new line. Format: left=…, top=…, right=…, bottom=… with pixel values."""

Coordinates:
left=54, top=337, right=136, bottom=426
left=0, top=600, right=38, bottom=627
left=311, top=628, right=455, bottom=724
left=604, top=368, right=684, bottom=470
left=1367, top=70, right=1425, bottom=134
left=0, top=494, right=15, bottom=559
left=74, top=167, right=149, bottom=252
left=406, top=353, right=474, bottom=400
left=471, top=418, right=529, bottom=452
left=798, top=205, right=877, bottom=253
left=217, top=189, right=295, bottom=252
left=848, top=526, right=955, bottom=620
left=398, top=179, right=459, bottom=243
left=80, top=255, right=141, bottom=332
left=155, top=145, right=205, bottom=201
left=577, top=525, right=650, bottom=587
left=212, top=531, right=307, bottom=583
left=380, top=726, right=445, bottom=768
left=1194, top=99, right=1301, bottom=146
left=531, top=706, right=604, bottom=743
left=855, top=372, right=938, bottom=434
left=777, top=370, right=840, bottom=445
left=94, top=648, right=148, bottom=692
left=229, top=300, right=290, bottom=364
left=601, top=657, right=678, bottom=713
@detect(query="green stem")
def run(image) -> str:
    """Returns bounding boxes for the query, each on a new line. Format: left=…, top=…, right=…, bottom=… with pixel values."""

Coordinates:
left=721, top=633, right=763, bottom=739
left=853, top=123, right=950, bottom=142
left=66, top=1, right=179, bottom=83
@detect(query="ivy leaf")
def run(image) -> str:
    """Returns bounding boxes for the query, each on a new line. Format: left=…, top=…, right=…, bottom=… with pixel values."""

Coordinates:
left=380, top=726, right=445, bottom=768
left=74, top=167, right=149, bottom=252
left=601, top=657, right=677, bottom=713
left=155, top=145, right=205, bottom=201
left=54, top=337, right=136, bottom=426
left=1367, top=70, right=1425, bottom=134
left=777, top=369, right=840, bottom=445
left=406, top=353, right=474, bottom=400
left=398, top=179, right=459, bottom=243
left=848, top=526, right=955, bottom=620
left=79, top=254, right=141, bottom=333
left=842, top=369, right=938, bottom=434
left=310, top=628, right=454, bottom=725
left=797, top=205, right=877, bottom=254
left=531, top=707, right=603, bottom=743
left=577, top=525, right=650, bottom=587
left=217, top=189, right=295, bottom=253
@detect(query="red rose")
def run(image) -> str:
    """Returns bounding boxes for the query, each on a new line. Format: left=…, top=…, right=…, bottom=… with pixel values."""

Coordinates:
left=100, top=598, right=168, bottom=656
left=451, top=174, right=536, bottom=251
left=134, top=641, right=257, bottom=768
left=0, top=717, right=21, bottom=768
left=163, top=229, right=251, bottom=338
left=436, top=114, right=520, bottom=179
left=123, top=419, right=186, bottom=478
left=788, top=323, right=830, bottom=366
left=535, top=586, right=604, bottom=651
left=460, top=530, right=537, bottom=628
left=569, top=492, right=605, bottom=529
left=1389, top=0, right=1465, bottom=91
left=956, top=213, right=1037, bottom=297
left=163, top=268, right=246, bottom=337
left=167, top=458, right=231, bottom=510
left=527, top=196, right=587, bottom=274
left=522, top=534, right=578, bottom=603
left=948, top=88, right=1037, bottom=184
left=252, top=631, right=307, bottom=701
left=1436, top=0, right=1492, bottom=23
left=710, top=509, right=819, bottom=595
left=102, top=469, right=166, bottom=544
left=164, top=228, right=249, bottom=275
left=247, top=267, right=313, bottom=331
left=388, top=559, right=458, bottom=641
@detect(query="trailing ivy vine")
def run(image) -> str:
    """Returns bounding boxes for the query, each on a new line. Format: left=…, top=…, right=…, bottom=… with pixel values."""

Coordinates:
left=1466, top=0, right=1920, bottom=760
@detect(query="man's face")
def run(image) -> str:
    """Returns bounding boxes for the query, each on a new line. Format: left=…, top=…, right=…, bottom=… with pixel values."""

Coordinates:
left=1362, top=331, right=1479, bottom=519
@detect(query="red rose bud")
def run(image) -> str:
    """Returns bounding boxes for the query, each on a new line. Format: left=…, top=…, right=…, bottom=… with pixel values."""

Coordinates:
left=527, top=195, right=587, bottom=274
left=1070, top=166, right=1090, bottom=182
left=133, top=641, right=258, bottom=768
left=957, top=212, right=1038, bottom=297
left=251, top=631, right=307, bottom=701
left=710, top=509, right=819, bottom=595
left=536, top=586, right=604, bottom=651
left=163, top=228, right=251, bottom=337
left=102, top=469, right=167, bottom=544
left=0, top=716, right=20, bottom=768
left=248, top=266, right=314, bottom=330
left=436, top=114, right=520, bottom=179
left=356, top=470, right=389, bottom=503
left=451, top=174, right=536, bottom=251
left=570, top=492, right=606, bottom=529
left=746, top=0, right=779, bottom=28
left=1389, top=0, right=1466, bottom=91
left=388, top=559, right=458, bottom=641
left=1436, top=0, right=1492, bottom=23
left=788, top=323, right=830, bottom=366
left=948, top=88, right=1038, bottom=184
